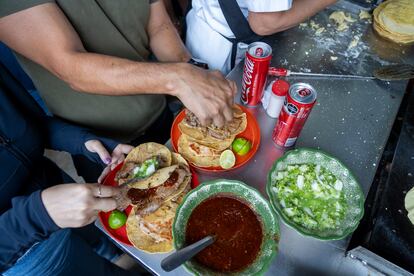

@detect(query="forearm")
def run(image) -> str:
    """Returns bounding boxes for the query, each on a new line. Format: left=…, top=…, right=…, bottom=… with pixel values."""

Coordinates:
left=0, top=3, right=188, bottom=96
left=149, top=22, right=190, bottom=62
left=45, top=116, right=118, bottom=163
left=249, top=0, right=337, bottom=36
left=148, top=1, right=191, bottom=62
left=56, top=51, right=188, bottom=95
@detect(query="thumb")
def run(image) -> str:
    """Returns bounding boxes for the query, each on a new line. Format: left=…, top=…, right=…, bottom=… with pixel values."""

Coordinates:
left=93, top=198, right=117, bottom=212
left=117, top=144, right=134, bottom=155
left=85, top=140, right=112, bottom=165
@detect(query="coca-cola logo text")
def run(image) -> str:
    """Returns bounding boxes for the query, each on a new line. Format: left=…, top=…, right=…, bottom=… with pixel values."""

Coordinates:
left=241, top=57, right=255, bottom=104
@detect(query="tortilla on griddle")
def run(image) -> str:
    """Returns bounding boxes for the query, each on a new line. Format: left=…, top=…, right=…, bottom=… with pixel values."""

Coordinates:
left=373, top=0, right=414, bottom=44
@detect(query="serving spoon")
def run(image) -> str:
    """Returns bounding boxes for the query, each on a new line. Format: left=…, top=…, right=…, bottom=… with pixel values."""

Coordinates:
left=161, top=236, right=215, bottom=272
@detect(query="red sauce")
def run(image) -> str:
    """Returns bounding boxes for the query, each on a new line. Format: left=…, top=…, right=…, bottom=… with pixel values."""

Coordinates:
left=127, top=188, right=156, bottom=205
left=189, top=143, right=201, bottom=154
left=164, top=171, right=179, bottom=187
left=127, top=171, right=180, bottom=204
left=185, top=196, right=263, bottom=273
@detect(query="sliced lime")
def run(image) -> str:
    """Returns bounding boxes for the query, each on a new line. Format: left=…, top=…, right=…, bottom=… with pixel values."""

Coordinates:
left=232, top=138, right=252, bottom=156
left=220, top=150, right=236, bottom=169
left=108, top=210, right=127, bottom=229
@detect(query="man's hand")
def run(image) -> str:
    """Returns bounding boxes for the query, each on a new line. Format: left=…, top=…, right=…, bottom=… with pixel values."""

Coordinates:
left=172, top=64, right=236, bottom=127
left=41, top=183, right=120, bottom=228
left=84, top=140, right=134, bottom=183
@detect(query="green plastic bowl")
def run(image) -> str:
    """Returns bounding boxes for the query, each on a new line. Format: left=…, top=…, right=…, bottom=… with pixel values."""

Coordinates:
left=266, top=148, right=365, bottom=240
left=172, top=179, right=279, bottom=276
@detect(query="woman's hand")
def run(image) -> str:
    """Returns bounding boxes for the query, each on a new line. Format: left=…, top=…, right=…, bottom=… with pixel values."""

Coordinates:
left=84, top=140, right=134, bottom=183
left=41, top=183, right=120, bottom=228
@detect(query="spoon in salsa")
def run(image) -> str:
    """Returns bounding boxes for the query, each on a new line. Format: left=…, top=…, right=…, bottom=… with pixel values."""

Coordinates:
left=161, top=235, right=215, bottom=272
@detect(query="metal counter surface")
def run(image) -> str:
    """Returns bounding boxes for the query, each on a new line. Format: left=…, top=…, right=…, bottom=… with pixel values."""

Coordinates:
left=96, top=1, right=413, bottom=274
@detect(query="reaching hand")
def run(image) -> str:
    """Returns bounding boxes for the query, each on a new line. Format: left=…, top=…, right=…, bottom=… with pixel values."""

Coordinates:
left=173, top=65, right=237, bottom=127
left=84, top=140, right=134, bottom=183
left=41, top=183, right=120, bottom=228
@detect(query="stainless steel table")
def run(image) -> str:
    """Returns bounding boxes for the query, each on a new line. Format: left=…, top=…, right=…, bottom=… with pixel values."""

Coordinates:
left=96, top=1, right=413, bottom=274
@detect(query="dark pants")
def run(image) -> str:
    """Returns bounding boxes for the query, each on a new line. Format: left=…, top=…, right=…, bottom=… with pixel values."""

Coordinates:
left=73, top=107, right=174, bottom=183
left=4, top=228, right=135, bottom=276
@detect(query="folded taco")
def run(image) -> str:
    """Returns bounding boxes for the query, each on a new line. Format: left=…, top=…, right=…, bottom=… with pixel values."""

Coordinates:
left=118, top=164, right=190, bottom=215
left=178, top=135, right=221, bottom=167
left=126, top=190, right=189, bottom=253
left=116, top=142, right=172, bottom=185
left=178, top=105, right=247, bottom=148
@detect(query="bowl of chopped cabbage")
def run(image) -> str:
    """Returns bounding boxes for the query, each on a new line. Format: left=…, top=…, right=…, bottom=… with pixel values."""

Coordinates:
left=266, top=148, right=364, bottom=240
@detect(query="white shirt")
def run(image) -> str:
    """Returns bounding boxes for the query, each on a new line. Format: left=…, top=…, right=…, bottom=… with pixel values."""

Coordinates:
left=186, top=0, right=292, bottom=74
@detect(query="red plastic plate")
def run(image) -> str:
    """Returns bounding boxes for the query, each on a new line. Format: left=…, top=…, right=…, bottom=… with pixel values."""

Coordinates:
left=170, top=105, right=261, bottom=172
left=98, top=162, right=199, bottom=245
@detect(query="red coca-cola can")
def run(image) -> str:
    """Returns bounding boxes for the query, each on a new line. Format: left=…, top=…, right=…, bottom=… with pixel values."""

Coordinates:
left=241, top=42, right=272, bottom=107
left=272, top=83, right=317, bottom=148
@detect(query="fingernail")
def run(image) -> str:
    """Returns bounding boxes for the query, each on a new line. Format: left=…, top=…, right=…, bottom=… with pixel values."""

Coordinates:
left=105, top=157, right=112, bottom=164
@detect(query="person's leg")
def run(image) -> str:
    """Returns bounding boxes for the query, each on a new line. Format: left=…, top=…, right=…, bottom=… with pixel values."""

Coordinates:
left=57, top=231, right=136, bottom=276
left=3, top=229, right=135, bottom=276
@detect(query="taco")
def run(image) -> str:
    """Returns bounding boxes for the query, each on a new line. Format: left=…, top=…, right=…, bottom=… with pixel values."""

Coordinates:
left=116, top=143, right=172, bottom=185
left=171, top=152, right=189, bottom=167
left=178, top=105, right=247, bottom=149
left=125, top=164, right=191, bottom=215
left=178, top=135, right=222, bottom=167
left=126, top=190, right=188, bottom=253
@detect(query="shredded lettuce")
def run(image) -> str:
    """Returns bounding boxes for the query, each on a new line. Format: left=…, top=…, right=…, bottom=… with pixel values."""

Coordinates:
left=272, top=163, right=346, bottom=230
left=133, top=157, right=159, bottom=178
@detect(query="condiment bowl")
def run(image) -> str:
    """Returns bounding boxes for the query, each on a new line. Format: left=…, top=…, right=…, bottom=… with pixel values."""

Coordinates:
left=172, top=179, right=279, bottom=275
left=266, top=148, right=365, bottom=240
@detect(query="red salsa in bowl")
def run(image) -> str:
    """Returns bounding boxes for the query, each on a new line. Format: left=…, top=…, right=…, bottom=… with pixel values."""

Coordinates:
left=185, top=196, right=263, bottom=273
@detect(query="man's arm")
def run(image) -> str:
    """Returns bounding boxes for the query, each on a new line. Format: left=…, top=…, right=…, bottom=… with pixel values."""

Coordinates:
left=248, top=0, right=337, bottom=36
left=0, top=3, right=234, bottom=126
left=148, top=0, right=190, bottom=62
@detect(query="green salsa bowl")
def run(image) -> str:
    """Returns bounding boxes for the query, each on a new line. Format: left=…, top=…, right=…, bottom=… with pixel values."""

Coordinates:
left=266, top=148, right=365, bottom=240
left=172, top=179, right=279, bottom=275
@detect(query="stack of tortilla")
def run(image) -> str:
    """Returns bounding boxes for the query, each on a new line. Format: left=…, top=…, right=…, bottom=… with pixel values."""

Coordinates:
left=178, top=105, right=247, bottom=167
left=115, top=143, right=191, bottom=253
left=373, top=0, right=414, bottom=44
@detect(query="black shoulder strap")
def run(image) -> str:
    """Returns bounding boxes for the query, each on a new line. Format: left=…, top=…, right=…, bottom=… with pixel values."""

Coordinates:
left=217, top=0, right=262, bottom=68
left=217, top=0, right=256, bottom=40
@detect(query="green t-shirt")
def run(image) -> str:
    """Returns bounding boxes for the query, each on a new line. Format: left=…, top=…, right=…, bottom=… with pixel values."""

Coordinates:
left=1, top=0, right=166, bottom=142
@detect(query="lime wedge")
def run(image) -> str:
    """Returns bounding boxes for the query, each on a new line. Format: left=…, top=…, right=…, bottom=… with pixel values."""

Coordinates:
left=220, top=150, right=236, bottom=169
left=232, top=138, right=252, bottom=156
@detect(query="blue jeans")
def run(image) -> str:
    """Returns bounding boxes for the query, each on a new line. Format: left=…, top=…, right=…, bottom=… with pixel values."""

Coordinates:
left=4, top=229, right=134, bottom=276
